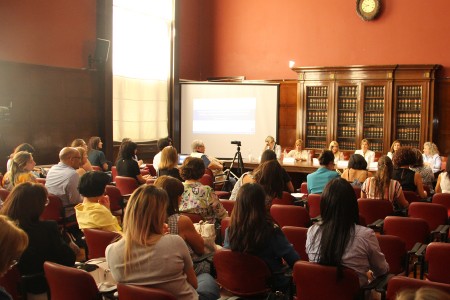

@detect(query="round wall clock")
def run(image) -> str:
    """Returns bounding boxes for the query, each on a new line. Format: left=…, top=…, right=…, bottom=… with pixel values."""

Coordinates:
left=356, top=0, right=381, bottom=21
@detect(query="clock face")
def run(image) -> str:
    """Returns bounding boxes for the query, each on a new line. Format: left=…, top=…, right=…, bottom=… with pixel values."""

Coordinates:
left=361, top=0, right=376, bottom=13
left=356, top=0, right=381, bottom=21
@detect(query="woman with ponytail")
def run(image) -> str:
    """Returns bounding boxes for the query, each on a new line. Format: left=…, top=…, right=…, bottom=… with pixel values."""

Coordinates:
left=360, top=155, right=409, bottom=211
left=2, top=151, right=37, bottom=191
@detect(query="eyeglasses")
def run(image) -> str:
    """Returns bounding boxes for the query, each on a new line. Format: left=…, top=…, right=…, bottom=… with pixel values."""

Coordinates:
left=8, top=259, right=18, bottom=270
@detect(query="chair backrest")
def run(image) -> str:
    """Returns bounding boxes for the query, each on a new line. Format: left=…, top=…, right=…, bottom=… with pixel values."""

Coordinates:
left=0, top=188, right=10, bottom=202
left=111, top=166, right=117, bottom=182
left=221, top=217, right=231, bottom=245
left=376, top=235, right=406, bottom=275
left=300, top=182, right=308, bottom=194
left=270, top=204, right=310, bottom=228
left=293, top=261, right=360, bottom=300
left=281, top=226, right=308, bottom=260
left=383, top=216, right=429, bottom=249
left=220, top=199, right=235, bottom=216
left=432, top=193, right=450, bottom=215
left=104, top=185, right=124, bottom=213
left=307, top=194, right=321, bottom=219
left=272, top=191, right=295, bottom=205
left=386, top=276, right=450, bottom=300
left=353, top=186, right=361, bottom=199
left=357, top=198, right=393, bottom=226
left=403, top=190, right=421, bottom=203
left=83, top=228, right=122, bottom=260
left=44, top=261, right=100, bottom=300
left=117, top=284, right=176, bottom=300
left=214, top=250, right=272, bottom=297
left=115, top=176, right=139, bottom=195
left=181, top=212, right=203, bottom=223
left=146, top=164, right=157, bottom=176
left=408, top=202, right=448, bottom=232
left=425, top=242, right=450, bottom=284
left=0, top=266, right=22, bottom=300
left=41, top=194, right=63, bottom=223
left=198, top=174, right=214, bottom=188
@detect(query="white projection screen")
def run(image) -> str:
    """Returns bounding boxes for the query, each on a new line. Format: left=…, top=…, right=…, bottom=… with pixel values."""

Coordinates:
left=180, top=82, right=280, bottom=159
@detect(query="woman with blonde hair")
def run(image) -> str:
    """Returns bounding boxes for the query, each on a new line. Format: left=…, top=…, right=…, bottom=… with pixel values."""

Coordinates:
left=2, top=151, right=37, bottom=191
left=0, top=215, right=28, bottom=299
left=387, top=140, right=401, bottom=159
left=329, top=141, right=344, bottom=163
left=158, top=146, right=183, bottom=181
left=74, top=147, right=89, bottom=177
left=423, top=142, right=441, bottom=173
left=106, top=185, right=219, bottom=300
left=71, top=139, right=94, bottom=173
left=286, top=139, right=309, bottom=161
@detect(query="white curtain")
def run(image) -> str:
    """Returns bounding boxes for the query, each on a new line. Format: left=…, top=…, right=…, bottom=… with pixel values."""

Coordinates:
left=112, top=0, right=173, bottom=142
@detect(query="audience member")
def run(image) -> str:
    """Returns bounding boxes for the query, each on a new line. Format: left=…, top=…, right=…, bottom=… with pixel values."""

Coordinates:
left=224, top=183, right=299, bottom=291
left=2, top=151, right=37, bottom=191
left=75, top=171, right=121, bottom=232
left=396, top=287, right=450, bottom=300
left=435, top=154, right=450, bottom=193
left=71, top=138, right=94, bottom=172
left=179, top=157, right=227, bottom=223
left=106, top=185, right=220, bottom=300
left=355, top=139, right=375, bottom=166
left=87, top=136, right=109, bottom=171
left=329, top=140, right=344, bottom=163
left=153, top=137, right=172, bottom=172
left=6, top=143, right=35, bottom=172
left=306, top=178, right=389, bottom=286
left=0, top=215, right=28, bottom=300
left=158, top=146, right=183, bottom=181
left=286, top=139, right=308, bottom=161
left=261, top=149, right=294, bottom=192
left=116, top=141, right=150, bottom=184
left=392, top=147, right=427, bottom=199
left=361, top=156, right=409, bottom=211
left=190, top=140, right=226, bottom=182
left=387, top=140, right=401, bottom=159
left=410, top=148, right=435, bottom=193
left=341, top=154, right=372, bottom=187
left=306, top=150, right=340, bottom=194
left=422, top=142, right=441, bottom=174
left=119, top=138, right=143, bottom=167
left=262, top=135, right=281, bottom=159
left=154, top=176, right=207, bottom=274
left=0, top=183, right=75, bottom=295
left=74, top=147, right=89, bottom=177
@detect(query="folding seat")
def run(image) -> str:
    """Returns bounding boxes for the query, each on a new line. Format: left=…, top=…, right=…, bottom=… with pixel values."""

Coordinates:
left=117, top=283, right=176, bottom=300
left=104, top=185, right=125, bottom=220
left=270, top=204, right=310, bottom=228
left=111, top=166, right=118, bottom=182
left=272, top=191, right=295, bottom=205
left=403, top=190, right=421, bottom=203
left=300, top=182, right=308, bottom=194
left=203, top=169, right=231, bottom=199
left=281, top=226, right=308, bottom=260
left=306, top=194, right=321, bottom=219
left=41, top=194, right=78, bottom=231
left=385, top=276, right=450, bottom=300
left=408, top=202, right=448, bottom=241
left=424, top=242, right=450, bottom=284
left=353, top=186, right=362, bottom=199
left=219, top=199, right=235, bottom=216
left=114, top=176, right=139, bottom=196
left=83, top=228, right=121, bottom=260
left=432, top=193, right=450, bottom=218
left=376, top=235, right=406, bottom=275
left=358, top=198, right=393, bottom=227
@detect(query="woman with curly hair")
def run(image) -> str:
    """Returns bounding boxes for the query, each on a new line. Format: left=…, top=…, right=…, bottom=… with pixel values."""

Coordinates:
left=410, top=148, right=435, bottom=193
left=361, top=156, right=409, bottom=211
left=392, top=147, right=428, bottom=199
left=2, top=151, right=37, bottom=191
left=422, top=142, right=441, bottom=174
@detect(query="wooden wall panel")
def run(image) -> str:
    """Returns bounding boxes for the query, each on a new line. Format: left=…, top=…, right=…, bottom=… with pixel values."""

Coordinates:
left=278, top=81, right=298, bottom=149
left=436, top=78, right=450, bottom=156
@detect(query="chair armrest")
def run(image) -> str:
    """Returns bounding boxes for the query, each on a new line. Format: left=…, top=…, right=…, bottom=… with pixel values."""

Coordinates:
left=367, top=219, right=384, bottom=231
left=311, top=216, right=322, bottom=223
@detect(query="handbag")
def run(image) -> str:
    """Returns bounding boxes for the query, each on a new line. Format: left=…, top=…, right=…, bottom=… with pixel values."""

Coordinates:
left=193, top=220, right=217, bottom=253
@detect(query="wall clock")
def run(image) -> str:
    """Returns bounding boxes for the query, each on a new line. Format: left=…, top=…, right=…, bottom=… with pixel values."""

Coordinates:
left=356, top=0, right=381, bottom=21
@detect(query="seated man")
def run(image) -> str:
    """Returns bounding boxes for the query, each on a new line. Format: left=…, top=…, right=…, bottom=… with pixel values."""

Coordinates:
left=153, top=137, right=172, bottom=172
left=190, top=139, right=225, bottom=177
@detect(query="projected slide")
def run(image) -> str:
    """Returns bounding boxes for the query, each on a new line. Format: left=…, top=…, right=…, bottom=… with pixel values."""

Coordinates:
left=193, top=98, right=256, bottom=134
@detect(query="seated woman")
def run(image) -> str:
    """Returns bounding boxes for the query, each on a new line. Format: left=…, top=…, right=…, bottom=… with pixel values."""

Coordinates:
left=435, top=154, right=450, bottom=193
left=341, top=154, right=373, bottom=187
left=224, top=183, right=300, bottom=291
left=106, top=185, right=220, bottom=300
left=355, top=139, right=375, bottom=166
left=387, top=140, right=401, bottom=159
left=0, top=215, right=28, bottom=300
left=71, top=139, right=94, bottom=172
left=87, top=136, right=109, bottom=171
left=307, top=178, right=389, bottom=287
left=0, top=182, right=76, bottom=296
left=306, top=150, right=340, bottom=194
left=6, top=143, right=35, bottom=172
left=2, top=151, right=37, bottom=191
left=154, top=176, right=207, bottom=274
left=74, top=147, right=90, bottom=177
left=179, top=157, right=227, bottom=223
left=262, top=135, right=282, bottom=159
left=422, top=142, right=442, bottom=174
left=286, top=139, right=309, bottom=161
left=119, top=138, right=143, bottom=167
left=361, top=156, right=409, bottom=211
left=75, top=171, right=121, bottom=232
left=392, top=147, right=427, bottom=199
left=116, top=141, right=150, bottom=185
left=261, top=149, right=294, bottom=192
left=410, top=148, right=435, bottom=193
left=329, top=140, right=344, bottom=163
left=158, top=146, right=183, bottom=181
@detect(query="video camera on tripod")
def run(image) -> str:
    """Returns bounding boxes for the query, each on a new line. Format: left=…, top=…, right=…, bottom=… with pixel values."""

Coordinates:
left=227, top=140, right=244, bottom=182
left=231, top=141, right=241, bottom=146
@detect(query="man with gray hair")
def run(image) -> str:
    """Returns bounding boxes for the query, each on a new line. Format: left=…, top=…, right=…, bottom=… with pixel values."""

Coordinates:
left=190, top=139, right=224, bottom=173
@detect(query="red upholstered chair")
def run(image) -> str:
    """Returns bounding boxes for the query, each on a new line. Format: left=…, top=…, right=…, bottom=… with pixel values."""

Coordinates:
left=111, top=166, right=118, bottom=182
left=145, top=164, right=157, bottom=176
left=353, top=186, right=362, bottom=199
left=357, top=198, right=393, bottom=226
left=104, top=185, right=125, bottom=220
left=0, top=188, right=10, bottom=202
left=41, top=194, right=78, bottom=230
left=300, top=182, right=308, bottom=194
left=376, top=235, right=406, bottom=275
left=403, top=190, right=421, bottom=203
left=44, top=261, right=101, bottom=300
left=425, top=242, right=450, bottom=284
left=293, top=261, right=360, bottom=300
left=199, top=173, right=214, bottom=187
left=220, top=199, right=235, bottom=216
left=432, top=193, right=450, bottom=218
left=83, top=228, right=121, bottom=260
left=385, top=276, right=450, bottom=300
left=117, top=283, right=176, bottom=300
left=0, top=266, right=22, bottom=300
left=270, top=204, right=310, bottom=228
left=307, top=194, right=321, bottom=219
left=272, top=191, right=295, bottom=205
left=383, top=216, right=429, bottom=250
left=408, top=202, right=448, bottom=238
left=281, top=226, right=308, bottom=260
left=214, top=249, right=272, bottom=298
left=201, top=171, right=231, bottom=199
left=115, top=176, right=138, bottom=196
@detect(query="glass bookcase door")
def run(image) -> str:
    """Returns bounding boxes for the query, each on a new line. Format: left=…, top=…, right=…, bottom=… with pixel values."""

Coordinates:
left=362, top=85, right=385, bottom=152
left=305, top=86, right=329, bottom=150
left=394, top=85, right=423, bottom=148
left=336, top=85, right=358, bottom=151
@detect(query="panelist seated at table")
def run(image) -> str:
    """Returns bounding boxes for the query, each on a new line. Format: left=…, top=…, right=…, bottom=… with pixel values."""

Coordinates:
left=355, top=139, right=375, bottom=167
left=306, top=150, right=340, bottom=194
left=329, top=141, right=344, bottom=164
left=422, top=141, right=441, bottom=174
left=286, top=139, right=309, bottom=161
left=262, top=135, right=282, bottom=159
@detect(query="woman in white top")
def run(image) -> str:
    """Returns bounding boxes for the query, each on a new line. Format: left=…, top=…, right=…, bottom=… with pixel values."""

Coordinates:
left=262, top=136, right=282, bottom=159
left=422, top=142, right=441, bottom=173
left=286, top=139, right=309, bottom=161
left=329, top=141, right=344, bottom=163
left=355, top=139, right=375, bottom=166
left=435, top=155, right=450, bottom=193
left=387, top=140, right=401, bottom=159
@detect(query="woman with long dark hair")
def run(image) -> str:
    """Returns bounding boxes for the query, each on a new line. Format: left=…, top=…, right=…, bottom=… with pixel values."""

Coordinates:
left=341, top=154, right=372, bottom=187
left=306, top=178, right=388, bottom=286
left=224, top=183, right=299, bottom=291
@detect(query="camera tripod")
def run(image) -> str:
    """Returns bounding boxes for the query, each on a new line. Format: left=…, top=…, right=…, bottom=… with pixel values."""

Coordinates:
left=226, top=144, right=244, bottom=181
